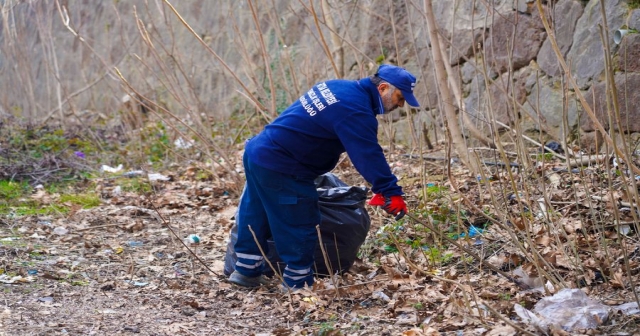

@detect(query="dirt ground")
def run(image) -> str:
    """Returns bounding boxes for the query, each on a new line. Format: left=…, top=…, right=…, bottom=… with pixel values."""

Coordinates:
left=2, top=153, right=640, bottom=336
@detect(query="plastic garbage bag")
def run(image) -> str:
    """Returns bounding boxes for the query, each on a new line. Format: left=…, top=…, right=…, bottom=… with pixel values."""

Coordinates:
left=223, top=173, right=371, bottom=277
left=515, top=288, right=611, bottom=332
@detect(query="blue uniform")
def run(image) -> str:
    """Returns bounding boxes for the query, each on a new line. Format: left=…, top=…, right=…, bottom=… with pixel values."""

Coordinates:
left=234, top=77, right=403, bottom=288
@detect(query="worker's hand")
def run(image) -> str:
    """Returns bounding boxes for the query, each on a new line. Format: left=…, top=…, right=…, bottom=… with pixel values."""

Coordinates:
left=369, top=194, right=407, bottom=220
left=368, top=193, right=386, bottom=206
left=383, top=195, right=407, bottom=220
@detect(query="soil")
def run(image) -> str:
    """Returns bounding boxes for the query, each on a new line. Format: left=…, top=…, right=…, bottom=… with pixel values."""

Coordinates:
left=2, top=151, right=640, bottom=336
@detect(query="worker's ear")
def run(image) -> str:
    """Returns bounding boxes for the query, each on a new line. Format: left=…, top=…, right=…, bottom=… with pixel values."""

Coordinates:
left=377, top=82, right=390, bottom=95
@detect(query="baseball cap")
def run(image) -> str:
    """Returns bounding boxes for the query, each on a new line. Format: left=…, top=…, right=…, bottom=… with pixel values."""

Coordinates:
left=376, top=64, right=420, bottom=107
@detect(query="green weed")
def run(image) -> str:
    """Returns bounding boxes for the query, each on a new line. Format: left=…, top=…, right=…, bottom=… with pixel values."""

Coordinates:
left=317, top=321, right=340, bottom=336
left=59, top=193, right=101, bottom=208
left=536, top=152, right=554, bottom=162
left=423, top=247, right=453, bottom=264
left=120, top=178, right=152, bottom=193
left=0, top=180, right=29, bottom=200
left=11, top=204, right=68, bottom=217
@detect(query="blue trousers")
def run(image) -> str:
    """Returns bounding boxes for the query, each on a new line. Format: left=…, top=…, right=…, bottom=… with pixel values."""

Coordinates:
left=233, top=152, right=320, bottom=288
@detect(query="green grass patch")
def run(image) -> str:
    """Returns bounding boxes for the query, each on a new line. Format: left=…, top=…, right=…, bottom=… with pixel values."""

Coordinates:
left=4, top=204, right=69, bottom=217
left=120, top=178, right=152, bottom=193
left=0, top=180, right=29, bottom=199
left=59, top=193, right=101, bottom=208
left=535, top=152, right=554, bottom=162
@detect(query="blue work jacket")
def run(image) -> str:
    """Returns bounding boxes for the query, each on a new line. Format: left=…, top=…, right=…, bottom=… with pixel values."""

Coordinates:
left=245, top=77, right=403, bottom=197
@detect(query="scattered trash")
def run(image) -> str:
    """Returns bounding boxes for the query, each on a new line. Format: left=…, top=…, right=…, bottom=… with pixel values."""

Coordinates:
left=302, top=296, right=318, bottom=304
left=515, top=288, right=611, bottom=332
left=127, top=241, right=143, bottom=247
left=174, top=138, right=194, bottom=149
left=372, top=290, right=390, bottom=302
left=147, top=173, right=170, bottom=181
left=53, top=227, right=69, bottom=235
left=454, top=225, right=484, bottom=239
left=122, top=170, right=144, bottom=178
left=27, top=270, right=38, bottom=275
left=38, top=297, right=54, bottom=303
left=173, top=265, right=187, bottom=276
left=185, top=234, right=200, bottom=245
left=0, top=237, right=20, bottom=242
left=618, top=223, right=631, bottom=236
left=544, top=141, right=563, bottom=154
left=101, top=164, right=124, bottom=173
left=115, top=246, right=124, bottom=254
left=0, top=274, right=35, bottom=284
left=615, top=302, right=640, bottom=316
left=124, top=280, right=149, bottom=287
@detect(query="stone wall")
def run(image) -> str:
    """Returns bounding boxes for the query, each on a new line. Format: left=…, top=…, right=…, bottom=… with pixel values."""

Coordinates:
left=391, top=0, right=640, bottom=152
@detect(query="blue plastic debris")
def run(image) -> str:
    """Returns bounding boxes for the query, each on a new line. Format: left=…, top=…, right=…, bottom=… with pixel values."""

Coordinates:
left=453, top=226, right=485, bottom=240
left=127, top=241, right=143, bottom=247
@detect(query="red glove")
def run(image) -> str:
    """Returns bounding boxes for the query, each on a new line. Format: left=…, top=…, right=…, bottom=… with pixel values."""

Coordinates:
left=368, top=194, right=407, bottom=220
left=368, top=193, right=386, bottom=206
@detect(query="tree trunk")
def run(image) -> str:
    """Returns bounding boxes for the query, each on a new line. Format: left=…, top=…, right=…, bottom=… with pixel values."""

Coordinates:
left=423, top=0, right=479, bottom=174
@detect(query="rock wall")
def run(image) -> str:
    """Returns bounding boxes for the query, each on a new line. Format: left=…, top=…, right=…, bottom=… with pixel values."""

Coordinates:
left=412, top=0, right=640, bottom=152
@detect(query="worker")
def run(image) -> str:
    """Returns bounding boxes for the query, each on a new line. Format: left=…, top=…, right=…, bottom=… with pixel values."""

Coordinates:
left=228, top=64, right=420, bottom=289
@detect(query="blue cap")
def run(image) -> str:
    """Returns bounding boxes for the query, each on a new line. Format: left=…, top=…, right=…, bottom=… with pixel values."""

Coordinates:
left=376, top=64, right=420, bottom=107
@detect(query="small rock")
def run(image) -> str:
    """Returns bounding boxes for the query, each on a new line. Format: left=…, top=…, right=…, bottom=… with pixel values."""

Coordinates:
left=181, top=307, right=196, bottom=316
left=123, top=326, right=140, bottom=333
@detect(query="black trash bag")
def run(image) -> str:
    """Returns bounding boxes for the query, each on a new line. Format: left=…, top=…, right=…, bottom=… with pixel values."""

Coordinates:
left=544, top=141, right=564, bottom=154
left=223, top=173, right=371, bottom=277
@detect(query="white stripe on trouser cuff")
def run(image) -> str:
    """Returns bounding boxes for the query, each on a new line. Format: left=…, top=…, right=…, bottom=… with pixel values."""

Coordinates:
left=284, top=267, right=311, bottom=275
left=236, top=253, right=264, bottom=261
left=284, top=273, right=310, bottom=281
left=236, top=260, right=264, bottom=269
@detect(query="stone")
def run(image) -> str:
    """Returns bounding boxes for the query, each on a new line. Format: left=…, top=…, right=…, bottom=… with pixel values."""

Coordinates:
left=565, top=0, right=627, bottom=89
left=446, top=28, right=484, bottom=66
left=434, top=0, right=512, bottom=32
left=465, top=73, right=527, bottom=129
left=514, top=0, right=535, bottom=14
left=629, top=9, right=640, bottom=31
left=580, top=73, right=640, bottom=133
left=537, top=0, right=584, bottom=77
left=464, top=76, right=487, bottom=123
left=484, top=6, right=547, bottom=74
left=521, top=77, right=579, bottom=139
left=412, top=60, right=440, bottom=110
left=616, top=33, right=640, bottom=72
left=578, top=132, right=604, bottom=154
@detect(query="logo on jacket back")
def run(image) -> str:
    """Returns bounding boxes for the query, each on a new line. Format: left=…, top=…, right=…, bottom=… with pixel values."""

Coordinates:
left=299, top=82, right=339, bottom=116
